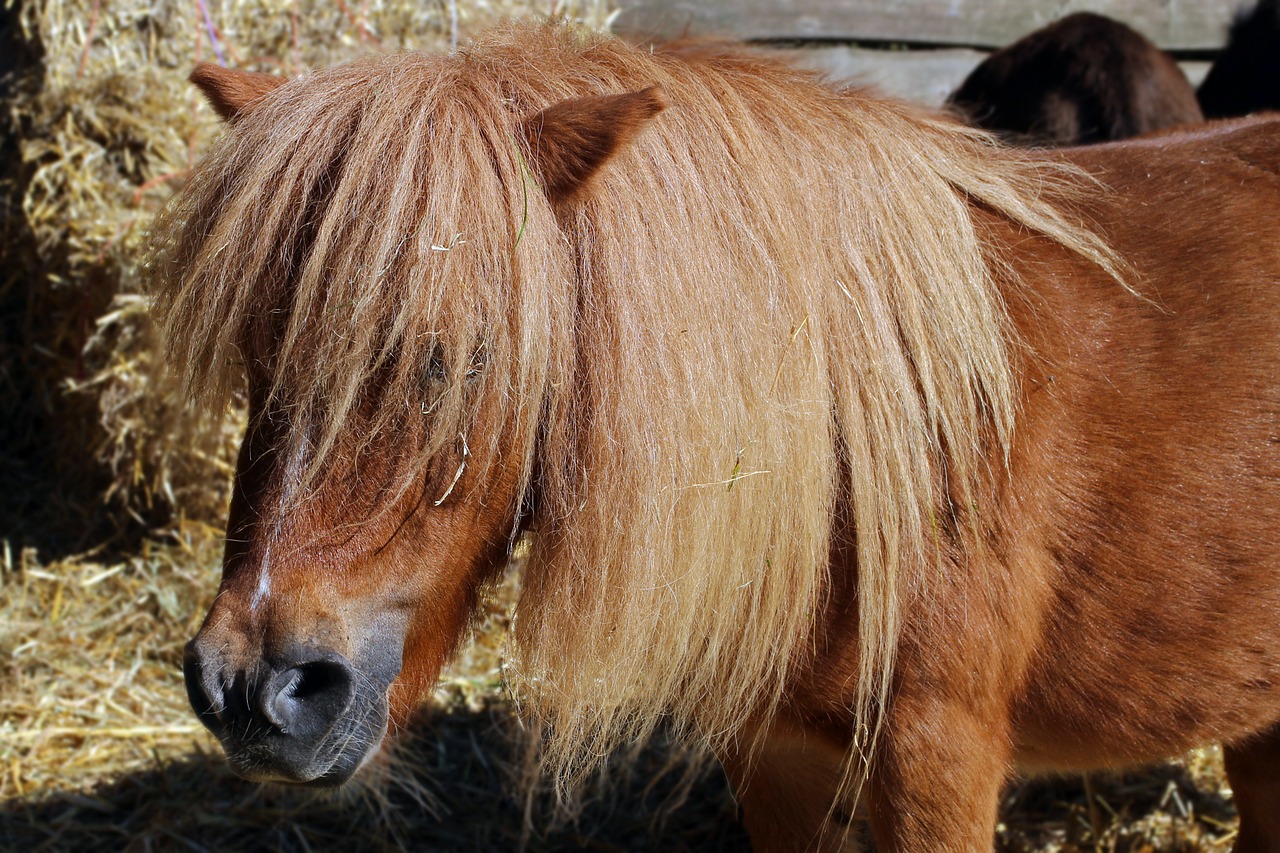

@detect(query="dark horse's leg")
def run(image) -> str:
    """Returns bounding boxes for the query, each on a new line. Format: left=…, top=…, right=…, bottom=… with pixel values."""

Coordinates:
left=1225, top=724, right=1280, bottom=853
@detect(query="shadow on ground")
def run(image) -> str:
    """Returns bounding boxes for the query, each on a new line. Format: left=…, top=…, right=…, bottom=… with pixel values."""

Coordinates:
left=0, top=703, right=749, bottom=852
left=2, top=703, right=1239, bottom=852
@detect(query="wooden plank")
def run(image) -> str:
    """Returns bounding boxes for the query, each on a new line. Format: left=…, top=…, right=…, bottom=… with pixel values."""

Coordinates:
left=613, top=0, right=1244, bottom=52
left=778, top=46, right=1214, bottom=107
left=1179, top=60, right=1213, bottom=89
left=778, top=46, right=987, bottom=107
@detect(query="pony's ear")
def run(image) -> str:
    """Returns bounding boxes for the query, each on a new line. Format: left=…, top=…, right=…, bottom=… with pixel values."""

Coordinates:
left=190, top=63, right=288, bottom=122
left=520, top=86, right=667, bottom=203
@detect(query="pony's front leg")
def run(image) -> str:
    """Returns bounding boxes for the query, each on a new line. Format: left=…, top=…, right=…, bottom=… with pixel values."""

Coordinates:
left=866, top=696, right=1011, bottom=852
left=720, top=721, right=860, bottom=852
left=1224, top=723, right=1280, bottom=853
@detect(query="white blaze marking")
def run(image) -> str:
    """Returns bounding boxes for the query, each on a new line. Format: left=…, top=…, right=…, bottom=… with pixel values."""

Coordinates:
left=250, top=426, right=312, bottom=611
left=252, top=558, right=272, bottom=608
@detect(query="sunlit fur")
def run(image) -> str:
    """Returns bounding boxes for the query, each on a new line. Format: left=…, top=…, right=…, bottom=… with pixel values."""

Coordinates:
left=148, top=22, right=1121, bottom=795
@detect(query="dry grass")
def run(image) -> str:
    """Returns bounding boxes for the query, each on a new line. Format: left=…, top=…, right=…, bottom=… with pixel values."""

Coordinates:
left=0, top=0, right=1246, bottom=847
left=997, top=754, right=1238, bottom=852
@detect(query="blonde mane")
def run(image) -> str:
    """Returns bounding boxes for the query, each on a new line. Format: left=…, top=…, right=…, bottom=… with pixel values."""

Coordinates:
left=148, top=21, right=1117, bottom=793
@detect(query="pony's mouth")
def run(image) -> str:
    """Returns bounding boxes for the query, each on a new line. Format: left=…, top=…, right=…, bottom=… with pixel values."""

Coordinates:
left=218, top=702, right=389, bottom=787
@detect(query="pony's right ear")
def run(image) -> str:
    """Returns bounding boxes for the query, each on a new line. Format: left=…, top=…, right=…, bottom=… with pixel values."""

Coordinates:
left=520, top=86, right=667, bottom=204
left=190, top=63, right=288, bottom=122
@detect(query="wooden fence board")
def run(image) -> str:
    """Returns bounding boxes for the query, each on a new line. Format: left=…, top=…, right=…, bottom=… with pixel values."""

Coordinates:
left=613, top=1, right=1245, bottom=52
left=780, top=46, right=986, bottom=106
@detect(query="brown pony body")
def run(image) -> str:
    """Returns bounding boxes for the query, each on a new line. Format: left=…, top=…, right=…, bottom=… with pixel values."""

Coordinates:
left=150, top=23, right=1280, bottom=851
left=948, top=12, right=1204, bottom=145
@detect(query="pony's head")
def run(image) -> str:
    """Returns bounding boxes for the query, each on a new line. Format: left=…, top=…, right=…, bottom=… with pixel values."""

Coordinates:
left=155, top=54, right=664, bottom=785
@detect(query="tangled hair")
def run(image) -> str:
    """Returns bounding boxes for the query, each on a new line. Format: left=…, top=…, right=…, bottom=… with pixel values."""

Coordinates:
left=148, top=22, right=1119, bottom=793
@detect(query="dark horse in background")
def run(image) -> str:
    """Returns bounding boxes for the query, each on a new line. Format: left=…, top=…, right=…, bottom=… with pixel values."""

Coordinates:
left=150, top=22, right=1280, bottom=852
left=1199, top=0, right=1280, bottom=118
left=948, top=12, right=1203, bottom=145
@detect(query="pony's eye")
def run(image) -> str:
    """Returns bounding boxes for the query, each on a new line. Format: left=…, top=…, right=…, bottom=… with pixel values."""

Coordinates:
left=418, top=345, right=487, bottom=413
left=420, top=347, right=447, bottom=387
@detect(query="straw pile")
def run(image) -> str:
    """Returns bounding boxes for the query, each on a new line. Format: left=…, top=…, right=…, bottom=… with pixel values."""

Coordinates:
left=0, top=0, right=1242, bottom=847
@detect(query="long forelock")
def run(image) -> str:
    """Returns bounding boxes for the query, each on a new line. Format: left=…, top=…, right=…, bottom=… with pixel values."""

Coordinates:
left=148, top=50, right=569, bottom=506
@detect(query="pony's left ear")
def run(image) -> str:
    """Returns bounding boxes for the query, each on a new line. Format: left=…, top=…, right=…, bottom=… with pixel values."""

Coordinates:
left=190, top=63, right=288, bottom=122
left=520, top=86, right=667, bottom=204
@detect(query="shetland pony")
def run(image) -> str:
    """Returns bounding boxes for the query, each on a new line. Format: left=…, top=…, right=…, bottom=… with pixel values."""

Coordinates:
left=948, top=12, right=1204, bottom=145
left=1199, top=0, right=1280, bottom=118
left=150, top=23, right=1280, bottom=852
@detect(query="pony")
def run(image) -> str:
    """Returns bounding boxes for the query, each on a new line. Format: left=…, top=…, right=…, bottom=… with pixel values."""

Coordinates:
left=1198, top=0, right=1280, bottom=119
left=149, top=22, right=1280, bottom=851
left=947, top=12, right=1204, bottom=145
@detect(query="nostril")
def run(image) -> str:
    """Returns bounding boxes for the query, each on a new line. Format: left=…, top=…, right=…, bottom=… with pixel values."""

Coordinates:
left=263, top=657, right=355, bottom=738
left=292, top=660, right=349, bottom=700
left=183, top=641, right=224, bottom=724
